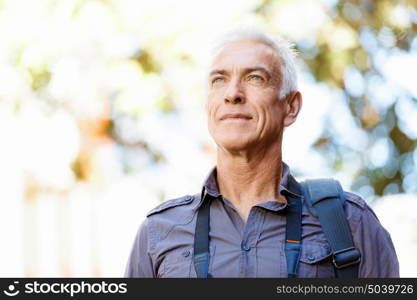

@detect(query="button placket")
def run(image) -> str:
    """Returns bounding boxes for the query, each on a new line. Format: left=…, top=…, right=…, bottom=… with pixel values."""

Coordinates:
left=240, top=208, right=262, bottom=277
left=242, top=244, right=251, bottom=251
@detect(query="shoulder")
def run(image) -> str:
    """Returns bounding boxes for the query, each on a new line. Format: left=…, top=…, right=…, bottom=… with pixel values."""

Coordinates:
left=343, top=191, right=367, bottom=210
left=146, top=194, right=197, bottom=217
left=145, top=193, right=200, bottom=232
left=342, top=191, right=387, bottom=234
left=339, top=191, right=396, bottom=251
left=342, top=192, right=399, bottom=277
left=341, top=190, right=369, bottom=224
left=144, top=194, right=200, bottom=252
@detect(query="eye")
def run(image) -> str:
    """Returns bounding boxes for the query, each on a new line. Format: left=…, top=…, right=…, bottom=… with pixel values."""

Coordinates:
left=212, top=77, right=225, bottom=85
left=248, top=74, right=264, bottom=82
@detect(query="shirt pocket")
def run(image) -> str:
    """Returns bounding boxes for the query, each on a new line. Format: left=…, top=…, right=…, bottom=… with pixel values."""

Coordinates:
left=297, top=242, right=335, bottom=278
left=159, top=245, right=216, bottom=278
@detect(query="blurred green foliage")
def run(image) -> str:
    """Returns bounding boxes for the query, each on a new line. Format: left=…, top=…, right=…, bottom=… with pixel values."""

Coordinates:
left=255, top=0, right=417, bottom=196
left=3, top=0, right=416, bottom=198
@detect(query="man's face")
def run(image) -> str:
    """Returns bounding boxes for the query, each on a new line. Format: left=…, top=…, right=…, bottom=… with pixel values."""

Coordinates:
left=207, top=40, right=288, bottom=152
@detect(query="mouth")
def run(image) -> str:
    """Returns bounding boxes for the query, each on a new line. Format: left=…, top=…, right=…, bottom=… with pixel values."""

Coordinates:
left=220, top=113, right=252, bottom=121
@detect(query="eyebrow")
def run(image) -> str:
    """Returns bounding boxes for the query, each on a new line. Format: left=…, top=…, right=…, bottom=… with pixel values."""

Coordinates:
left=209, top=69, right=227, bottom=77
left=209, top=66, right=272, bottom=79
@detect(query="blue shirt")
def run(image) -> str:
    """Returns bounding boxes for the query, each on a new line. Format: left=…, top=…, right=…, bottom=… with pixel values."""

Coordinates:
left=125, top=163, right=399, bottom=277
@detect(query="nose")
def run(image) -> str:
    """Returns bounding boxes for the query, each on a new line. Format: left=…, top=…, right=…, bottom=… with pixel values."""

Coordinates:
left=224, top=79, right=245, bottom=104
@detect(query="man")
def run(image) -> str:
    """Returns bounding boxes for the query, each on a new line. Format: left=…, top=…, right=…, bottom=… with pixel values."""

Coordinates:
left=125, top=29, right=399, bottom=278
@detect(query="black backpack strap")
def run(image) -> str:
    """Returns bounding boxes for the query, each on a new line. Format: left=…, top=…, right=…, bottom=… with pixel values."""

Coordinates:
left=193, top=190, right=211, bottom=278
left=302, top=179, right=361, bottom=278
left=284, top=194, right=303, bottom=278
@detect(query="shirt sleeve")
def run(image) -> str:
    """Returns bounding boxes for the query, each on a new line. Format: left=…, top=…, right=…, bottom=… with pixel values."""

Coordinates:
left=355, top=203, right=400, bottom=277
left=124, top=218, right=155, bottom=278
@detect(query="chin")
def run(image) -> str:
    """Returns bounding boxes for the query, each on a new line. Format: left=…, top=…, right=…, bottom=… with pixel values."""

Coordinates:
left=215, top=135, right=254, bottom=152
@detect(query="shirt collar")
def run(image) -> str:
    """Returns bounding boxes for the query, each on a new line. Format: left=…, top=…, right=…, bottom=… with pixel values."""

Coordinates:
left=196, top=162, right=303, bottom=211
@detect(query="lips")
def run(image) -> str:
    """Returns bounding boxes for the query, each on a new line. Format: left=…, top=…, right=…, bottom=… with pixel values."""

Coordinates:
left=220, top=113, right=252, bottom=120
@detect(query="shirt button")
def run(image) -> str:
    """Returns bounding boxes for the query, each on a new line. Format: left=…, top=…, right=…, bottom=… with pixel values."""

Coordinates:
left=182, top=250, right=191, bottom=257
left=242, top=245, right=251, bottom=251
left=307, top=254, right=315, bottom=261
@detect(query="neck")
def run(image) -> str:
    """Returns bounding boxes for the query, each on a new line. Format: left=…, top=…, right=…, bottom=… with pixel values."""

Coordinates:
left=216, top=142, right=283, bottom=221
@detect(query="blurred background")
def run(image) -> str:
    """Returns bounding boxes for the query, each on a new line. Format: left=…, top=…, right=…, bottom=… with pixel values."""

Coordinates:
left=0, top=0, right=416, bottom=277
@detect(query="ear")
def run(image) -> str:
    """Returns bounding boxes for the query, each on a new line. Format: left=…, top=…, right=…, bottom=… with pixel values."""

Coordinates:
left=283, top=91, right=302, bottom=127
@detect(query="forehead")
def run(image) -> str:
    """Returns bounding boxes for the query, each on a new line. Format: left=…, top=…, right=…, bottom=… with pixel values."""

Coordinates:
left=210, top=40, right=280, bottom=73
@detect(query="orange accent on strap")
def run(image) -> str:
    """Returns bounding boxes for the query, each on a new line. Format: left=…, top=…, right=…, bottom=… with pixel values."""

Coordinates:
left=286, top=239, right=300, bottom=244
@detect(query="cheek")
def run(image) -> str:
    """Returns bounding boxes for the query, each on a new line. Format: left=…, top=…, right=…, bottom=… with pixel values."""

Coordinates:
left=206, top=101, right=217, bottom=127
left=207, top=91, right=223, bottom=119
left=257, top=100, right=285, bottom=128
left=208, top=85, right=228, bottom=102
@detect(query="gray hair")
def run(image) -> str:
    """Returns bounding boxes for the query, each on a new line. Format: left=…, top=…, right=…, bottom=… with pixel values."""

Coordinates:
left=209, top=28, right=298, bottom=99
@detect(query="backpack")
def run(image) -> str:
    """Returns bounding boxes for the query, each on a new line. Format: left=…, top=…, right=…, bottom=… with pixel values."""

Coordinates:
left=297, top=179, right=361, bottom=277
